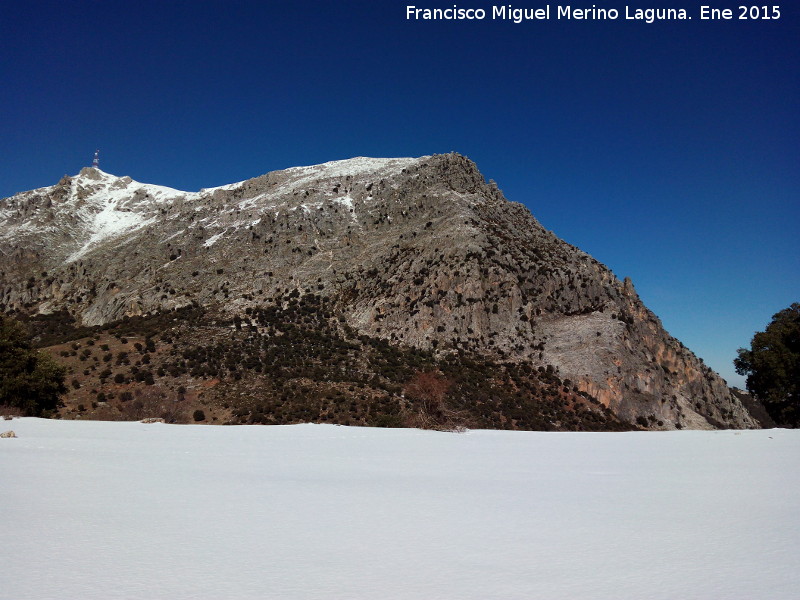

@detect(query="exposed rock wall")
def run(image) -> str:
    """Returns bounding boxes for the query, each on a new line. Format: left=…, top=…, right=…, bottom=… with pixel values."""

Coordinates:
left=0, top=154, right=758, bottom=429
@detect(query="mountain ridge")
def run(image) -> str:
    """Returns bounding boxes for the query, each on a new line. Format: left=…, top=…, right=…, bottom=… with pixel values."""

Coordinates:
left=0, top=153, right=760, bottom=430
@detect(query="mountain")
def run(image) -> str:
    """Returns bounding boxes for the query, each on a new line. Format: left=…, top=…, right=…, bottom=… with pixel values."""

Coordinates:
left=0, top=154, right=759, bottom=429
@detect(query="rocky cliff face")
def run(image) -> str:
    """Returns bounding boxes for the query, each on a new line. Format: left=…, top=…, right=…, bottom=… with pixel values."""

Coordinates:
left=0, top=154, right=758, bottom=429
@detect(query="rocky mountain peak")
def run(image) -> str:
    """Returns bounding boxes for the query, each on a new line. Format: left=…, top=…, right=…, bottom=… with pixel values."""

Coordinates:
left=0, top=154, right=761, bottom=430
left=77, top=166, right=106, bottom=180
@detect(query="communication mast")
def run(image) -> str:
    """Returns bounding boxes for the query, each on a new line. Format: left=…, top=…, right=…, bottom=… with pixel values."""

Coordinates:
left=92, top=150, right=100, bottom=169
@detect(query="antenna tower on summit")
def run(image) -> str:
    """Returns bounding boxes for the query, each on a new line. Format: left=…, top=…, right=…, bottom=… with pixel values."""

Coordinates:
left=92, top=150, right=100, bottom=169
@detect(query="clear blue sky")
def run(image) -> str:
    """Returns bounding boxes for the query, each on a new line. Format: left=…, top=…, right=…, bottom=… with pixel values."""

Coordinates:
left=1, top=1, right=798, bottom=387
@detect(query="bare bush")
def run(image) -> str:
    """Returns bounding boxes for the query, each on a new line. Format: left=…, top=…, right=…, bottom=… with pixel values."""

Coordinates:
left=404, top=371, right=468, bottom=431
left=118, top=387, right=188, bottom=424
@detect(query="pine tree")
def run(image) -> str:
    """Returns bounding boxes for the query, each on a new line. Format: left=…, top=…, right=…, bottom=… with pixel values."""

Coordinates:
left=0, top=314, right=66, bottom=416
left=735, top=303, right=800, bottom=427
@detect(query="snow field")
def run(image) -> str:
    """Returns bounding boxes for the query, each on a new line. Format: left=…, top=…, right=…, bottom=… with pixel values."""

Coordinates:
left=2, top=419, right=798, bottom=599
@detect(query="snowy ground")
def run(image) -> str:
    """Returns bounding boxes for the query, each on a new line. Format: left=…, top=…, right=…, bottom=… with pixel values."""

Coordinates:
left=2, top=419, right=798, bottom=599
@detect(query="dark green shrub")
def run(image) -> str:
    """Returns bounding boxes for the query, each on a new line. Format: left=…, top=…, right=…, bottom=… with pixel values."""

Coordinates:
left=0, top=314, right=66, bottom=416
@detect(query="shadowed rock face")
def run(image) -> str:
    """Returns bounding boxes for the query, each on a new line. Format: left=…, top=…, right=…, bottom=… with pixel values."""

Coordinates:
left=0, top=153, right=758, bottom=429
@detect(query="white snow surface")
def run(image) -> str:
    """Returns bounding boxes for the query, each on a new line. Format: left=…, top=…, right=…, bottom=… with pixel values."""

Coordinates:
left=202, top=231, right=226, bottom=247
left=333, top=195, right=355, bottom=211
left=284, top=156, right=424, bottom=183
left=2, top=420, right=797, bottom=600
left=64, top=170, right=186, bottom=261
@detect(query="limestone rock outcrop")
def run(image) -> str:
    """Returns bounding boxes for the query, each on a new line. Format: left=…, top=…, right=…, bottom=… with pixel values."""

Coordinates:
left=0, top=154, right=758, bottom=429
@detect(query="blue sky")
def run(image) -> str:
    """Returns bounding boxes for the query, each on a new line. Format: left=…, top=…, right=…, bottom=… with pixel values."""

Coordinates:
left=1, top=1, right=797, bottom=386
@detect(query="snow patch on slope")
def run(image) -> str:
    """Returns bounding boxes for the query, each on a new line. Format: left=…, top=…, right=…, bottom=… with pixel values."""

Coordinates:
left=333, top=195, right=355, bottom=211
left=2, top=158, right=428, bottom=261
left=203, top=231, right=225, bottom=247
left=286, top=156, right=423, bottom=181
left=65, top=171, right=170, bottom=261
left=278, top=156, right=425, bottom=195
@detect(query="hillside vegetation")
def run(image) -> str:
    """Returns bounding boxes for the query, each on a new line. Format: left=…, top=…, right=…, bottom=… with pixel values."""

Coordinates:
left=15, top=294, right=629, bottom=431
